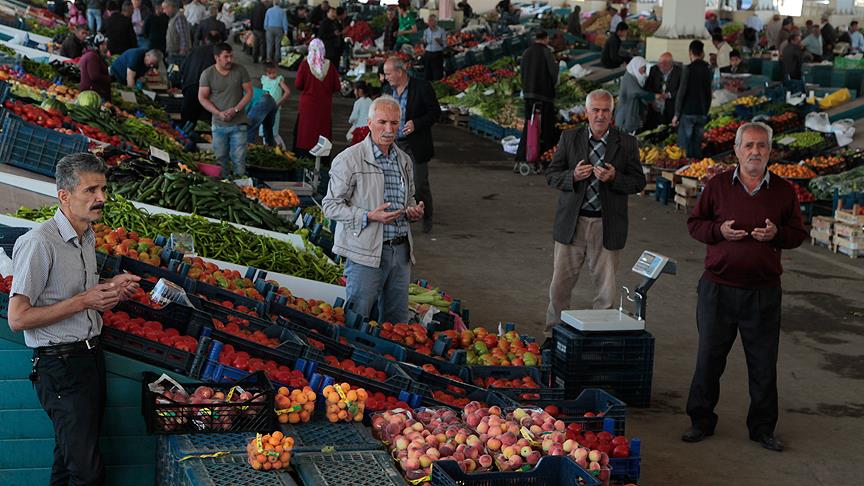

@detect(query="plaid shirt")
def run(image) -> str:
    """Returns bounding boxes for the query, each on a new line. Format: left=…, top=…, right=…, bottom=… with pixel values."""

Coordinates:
left=582, top=129, right=609, bottom=212
left=175, top=14, right=191, bottom=52
left=393, top=86, right=409, bottom=139
left=372, top=143, right=409, bottom=240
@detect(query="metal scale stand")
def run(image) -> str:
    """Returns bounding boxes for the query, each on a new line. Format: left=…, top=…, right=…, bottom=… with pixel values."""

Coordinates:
left=267, top=136, right=331, bottom=197
left=561, top=250, right=677, bottom=332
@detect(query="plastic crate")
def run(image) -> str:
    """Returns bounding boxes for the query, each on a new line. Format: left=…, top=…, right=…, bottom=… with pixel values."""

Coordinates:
left=0, top=291, right=8, bottom=319
left=102, top=255, right=190, bottom=288
left=469, top=114, right=506, bottom=140
left=419, top=386, right=519, bottom=411
left=180, top=452, right=298, bottom=486
left=554, top=369, right=653, bottom=408
left=431, top=455, right=601, bottom=486
left=297, top=327, right=356, bottom=361
left=512, top=388, right=627, bottom=435
left=0, top=226, right=29, bottom=257
left=194, top=295, right=278, bottom=332
left=142, top=370, right=276, bottom=435
left=193, top=279, right=269, bottom=317
left=280, top=414, right=382, bottom=453
left=552, top=326, right=655, bottom=371
left=400, top=361, right=482, bottom=398
left=293, top=450, right=408, bottom=486
left=609, top=453, right=641, bottom=483
left=336, top=325, right=408, bottom=361
left=101, top=299, right=210, bottom=374
left=269, top=299, right=340, bottom=337
left=158, top=433, right=252, bottom=485
left=206, top=322, right=308, bottom=370
left=0, top=114, right=88, bottom=177
left=314, top=361, right=408, bottom=398
left=155, top=93, right=184, bottom=113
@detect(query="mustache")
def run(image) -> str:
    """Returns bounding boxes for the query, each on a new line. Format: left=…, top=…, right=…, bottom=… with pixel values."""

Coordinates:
left=91, top=203, right=105, bottom=210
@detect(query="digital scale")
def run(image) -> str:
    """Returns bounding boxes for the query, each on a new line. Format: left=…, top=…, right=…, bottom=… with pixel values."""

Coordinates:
left=561, top=250, right=677, bottom=332
left=267, top=136, right=331, bottom=197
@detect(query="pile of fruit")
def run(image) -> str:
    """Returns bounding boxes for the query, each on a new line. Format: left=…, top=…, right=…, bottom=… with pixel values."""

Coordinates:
left=322, top=356, right=391, bottom=382
left=778, top=131, right=825, bottom=149
left=472, top=374, right=539, bottom=390
left=791, top=182, right=815, bottom=202
left=275, top=386, right=316, bottom=424
left=217, top=344, right=309, bottom=386
left=766, top=111, right=799, bottom=133
left=639, top=146, right=663, bottom=165
left=437, top=328, right=541, bottom=366
left=212, top=318, right=280, bottom=348
left=703, top=120, right=744, bottom=147
left=376, top=322, right=432, bottom=353
left=441, top=65, right=516, bottom=92
left=0, top=274, right=12, bottom=294
left=152, top=383, right=266, bottom=432
left=802, top=154, right=845, bottom=173
left=677, top=158, right=720, bottom=179
left=102, top=309, right=199, bottom=352
left=704, top=115, right=736, bottom=130
left=733, top=95, right=769, bottom=107
left=322, top=382, right=367, bottom=422
left=241, top=186, right=300, bottom=209
left=768, top=163, right=817, bottom=179
left=246, top=431, right=294, bottom=471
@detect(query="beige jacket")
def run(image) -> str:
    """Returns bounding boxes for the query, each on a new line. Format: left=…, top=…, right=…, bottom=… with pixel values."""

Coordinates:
left=323, top=136, right=416, bottom=268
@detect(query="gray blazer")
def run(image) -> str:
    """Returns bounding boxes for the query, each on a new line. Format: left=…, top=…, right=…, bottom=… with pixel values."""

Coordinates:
left=615, top=73, right=655, bottom=134
left=544, top=127, right=646, bottom=250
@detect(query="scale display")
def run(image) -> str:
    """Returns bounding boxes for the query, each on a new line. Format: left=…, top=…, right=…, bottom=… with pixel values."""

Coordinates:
left=632, top=251, right=670, bottom=279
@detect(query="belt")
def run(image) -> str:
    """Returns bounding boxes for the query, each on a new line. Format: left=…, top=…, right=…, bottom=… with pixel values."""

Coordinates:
left=383, top=235, right=408, bottom=246
left=35, top=336, right=101, bottom=357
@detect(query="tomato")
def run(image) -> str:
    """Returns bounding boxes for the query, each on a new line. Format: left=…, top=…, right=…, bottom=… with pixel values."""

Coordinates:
left=612, top=445, right=630, bottom=458
left=611, top=436, right=628, bottom=447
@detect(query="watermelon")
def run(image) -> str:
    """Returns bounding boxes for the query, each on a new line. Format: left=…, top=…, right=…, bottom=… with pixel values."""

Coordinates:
left=76, top=90, right=102, bottom=108
left=40, top=97, right=65, bottom=115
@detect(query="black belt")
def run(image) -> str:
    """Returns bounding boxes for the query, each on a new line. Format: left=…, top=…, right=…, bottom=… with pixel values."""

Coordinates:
left=579, top=209, right=602, bottom=218
left=383, top=235, right=408, bottom=246
left=35, top=336, right=101, bottom=357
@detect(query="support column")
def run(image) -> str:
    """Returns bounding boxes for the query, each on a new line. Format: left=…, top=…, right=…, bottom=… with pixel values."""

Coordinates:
left=645, top=0, right=708, bottom=63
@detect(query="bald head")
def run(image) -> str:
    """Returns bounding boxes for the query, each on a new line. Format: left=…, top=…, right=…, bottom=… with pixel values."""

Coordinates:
left=658, top=52, right=673, bottom=74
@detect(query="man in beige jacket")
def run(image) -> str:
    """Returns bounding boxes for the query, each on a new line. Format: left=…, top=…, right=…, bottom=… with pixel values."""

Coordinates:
left=323, top=96, right=425, bottom=323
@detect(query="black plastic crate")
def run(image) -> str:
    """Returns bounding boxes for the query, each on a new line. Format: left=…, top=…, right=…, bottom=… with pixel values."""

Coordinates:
left=101, top=299, right=210, bottom=374
left=269, top=299, right=341, bottom=336
left=180, top=452, right=298, bottom=486
left=431, top=455, right=601, bottom=486
left=336, top=325, right=408, bottom=361
left=418, top=386, right=519, bottom=411
left=347, top=350, right=415, bottom=392
left=195, top=295, right=278, bottom=332
left=280, top=413, right=382, bottom=453
left=554, top=369, right=653, bottom=408
left=101, top=255, right=190, bottom=288
left=553, top=326, right=655, bottom=370
left=154, top=93, right=184, bottom=114
left=400, top=361, right=480, bottom=399
left=158, top=433, right=251, bottom=485
left=0, top=114, right=88, bottom=177
left=208, top=322, right=308, bottom=365
left=314, top=361, right=408, bottom=398
left=293, top=450, right=408, bottom=486
left=0, top=226, right=29, bottom=256
left=193, top=279, right=269, bottom=317
left=142, top=370, right=276, bottom=435
left=510, top=388, right=627, bottom=436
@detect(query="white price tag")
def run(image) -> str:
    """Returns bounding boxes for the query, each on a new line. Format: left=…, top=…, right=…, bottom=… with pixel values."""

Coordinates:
left=483, top=89, right=494, bottom=96
left=142, top=89, right=157, bottom=101
left=150, top=146, right=171, bottom=163
left=455, top=92, right=466, bottom=99
left=119, top=90, right=137, bottom=103
left=777, top=136, right=796, bottom=146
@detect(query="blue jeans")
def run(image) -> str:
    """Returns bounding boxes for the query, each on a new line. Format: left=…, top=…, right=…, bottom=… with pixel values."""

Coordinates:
left=212, top=124, right=248, bottom=177
left=677, top=114, right=708, bottom=159
left=87, top=9, right=102, bottom=32
left=344, top=243, right=411, bottom=324
left=247, top=96, right=277, bottom=146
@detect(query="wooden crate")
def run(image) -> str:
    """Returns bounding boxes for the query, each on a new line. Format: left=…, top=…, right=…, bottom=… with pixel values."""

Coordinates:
left=674, top=194, right=697, bottom=210
left=834, top=205, right=864, bottom=226
left=678, top=176, right=700, bottom=189
left=810, top=228, right=832, bottom=245
left=833, top=222, right=863, bottom=240
left=832, top=234, right=863, bottom=258
left=675, top=184, right=699, bottom=197
left=811, top=216, right=835, bottom=232
left=638, top=182, right=656, bottom=197
left=642, top=165, right=657, bottom=183
left=661, top=170, right=682, bottom=185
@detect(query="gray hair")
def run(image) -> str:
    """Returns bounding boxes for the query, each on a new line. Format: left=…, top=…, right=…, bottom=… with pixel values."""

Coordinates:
left=368, top=95, right=402, bottom=120
left=385, top=57, right=407, bottom=73
left=146, top=49, right=163, bottom=63
left=55, top=153, right=107, bottom=193
left=734, top=122, right=773, bottom=148
left=585, top=89, right=615, bottom=112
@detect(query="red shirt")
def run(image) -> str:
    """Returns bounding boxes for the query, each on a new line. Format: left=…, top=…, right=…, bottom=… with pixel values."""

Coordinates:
left=79, top=50, right=112, bottom=102
left=687, top=168, right=807, bottom=288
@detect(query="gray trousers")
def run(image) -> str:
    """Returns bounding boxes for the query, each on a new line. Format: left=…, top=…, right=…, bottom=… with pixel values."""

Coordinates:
left=266, top=28, right=283, bottom=63
left=396, top=140, right=433, bottom=223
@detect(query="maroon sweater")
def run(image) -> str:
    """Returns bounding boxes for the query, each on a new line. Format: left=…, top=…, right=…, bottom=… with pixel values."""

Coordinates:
left=78, top=50, right=111, bottom=102
left=687, top=169, right=807, bottom=288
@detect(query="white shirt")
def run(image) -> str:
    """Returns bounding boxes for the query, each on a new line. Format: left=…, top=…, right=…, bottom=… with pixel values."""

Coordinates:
left=715, top=42, right=732, bottom=68
left=184, top=2, right=207, bottom=25
left=851, top=31, right=864, bottom=52
left=745, top=14, right=763, bottom=32
left=610, top=14, right=623, bottom=34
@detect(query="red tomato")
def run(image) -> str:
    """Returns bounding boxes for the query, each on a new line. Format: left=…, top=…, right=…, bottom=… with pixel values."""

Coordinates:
left=612, top=445, right=630, bottom=458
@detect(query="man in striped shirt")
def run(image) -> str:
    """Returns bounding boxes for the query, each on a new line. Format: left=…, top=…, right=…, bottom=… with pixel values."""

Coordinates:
left=8, top=153, right=139, bottom=485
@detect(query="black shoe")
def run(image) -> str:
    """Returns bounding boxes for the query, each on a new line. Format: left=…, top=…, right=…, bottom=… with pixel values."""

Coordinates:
left=540, top=338, right=554, bottom=351
left=422, top=220, right=433, bottom=233
left=681, top=427, right=714, bottom=443
left=750, top=433, right=784, bottom=452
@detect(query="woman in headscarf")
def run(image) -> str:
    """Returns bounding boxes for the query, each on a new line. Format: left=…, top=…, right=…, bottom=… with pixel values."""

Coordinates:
left=218, top=3, right=235, bottom=29
left=615, top=56, right=661, bottom=134
left=294, top=38, right=340, bottom=157
left=79, top=33, right=113, bottom=101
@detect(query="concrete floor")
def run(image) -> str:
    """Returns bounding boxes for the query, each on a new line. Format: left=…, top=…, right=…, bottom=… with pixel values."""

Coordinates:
left=258, top=52, right=864, bottom=483
left=2, top=50, right=861, bottom=485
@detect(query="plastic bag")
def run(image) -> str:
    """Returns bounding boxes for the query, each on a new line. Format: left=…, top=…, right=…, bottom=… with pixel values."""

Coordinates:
left=501, top=135, right=520, bottom=155
left=568, top=63, right=592, bottom=79
left=832, top=119, right=856, bottom=147
left=805, top=112, right=833, bottom=133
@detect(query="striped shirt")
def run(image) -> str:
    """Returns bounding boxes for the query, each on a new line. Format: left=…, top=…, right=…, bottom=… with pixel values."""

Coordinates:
left=372, top=143, right=409, bottom=240
left=393, top=86, right=409, bottom=139
left=582, top=129, right=609, bottom=212
left=10, top=209, right=101, bottom=348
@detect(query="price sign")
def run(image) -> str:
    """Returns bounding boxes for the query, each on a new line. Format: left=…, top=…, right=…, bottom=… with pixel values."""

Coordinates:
left=119, top=91, right=137, bottom=103
left=142, top=89, right=157, bottom=101
left=150, top=145, right=171, bottom=163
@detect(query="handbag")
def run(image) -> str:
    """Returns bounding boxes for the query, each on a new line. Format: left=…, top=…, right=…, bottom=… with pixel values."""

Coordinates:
left=526, top=104, right=542, bottom=162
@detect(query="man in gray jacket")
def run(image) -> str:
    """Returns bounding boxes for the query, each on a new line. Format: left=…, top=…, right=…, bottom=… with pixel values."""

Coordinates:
left=542, top=89, right=646, bottom=344
left=323, top=96, right=425, bottom=324
left=165, top=0, right=191, bottom=64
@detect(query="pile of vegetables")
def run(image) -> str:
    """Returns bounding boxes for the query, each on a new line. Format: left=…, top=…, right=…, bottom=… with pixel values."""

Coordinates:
left=110, top=172, right=291, bottom=232
left=14, top=197, right=343, bottom=284
left=248, top=145, right=314, bottom=171
left=809, top=164, right=864, bottom=199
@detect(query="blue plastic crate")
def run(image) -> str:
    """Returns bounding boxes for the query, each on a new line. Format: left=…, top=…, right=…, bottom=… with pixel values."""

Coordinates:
left=180, top=452, right=298, bottom=485
left=293, top=450, right=408, bottom=486
left=469, top=115, right=506, bottom=140
left=158, top=433, right=252, bottom=485
left=609, top=453, right=641, bottom=483
left=0, top=114, right=88, bottom=177
left=431, top=456, right=601, bottom=486
left=280, top=414, right=382, bottom=453
left=0, top=225, right=29, bottom=257
left=336, top=325, right=408, bottom=361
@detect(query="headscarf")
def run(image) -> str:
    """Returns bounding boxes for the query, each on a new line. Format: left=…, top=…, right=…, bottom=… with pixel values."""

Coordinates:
left=307, top=38, right=330, bottom=81
left=85, top=33, right=107, bottom=51
left=218, top=3, right=235, bottom=28
left=626, top=56, right=648, bottom=87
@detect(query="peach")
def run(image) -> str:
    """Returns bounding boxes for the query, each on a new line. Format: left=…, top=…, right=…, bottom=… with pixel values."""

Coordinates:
left=478, top=454, right=493, bottom=469
left=508, top=455, right=523, bottom=469
left=486, top=438, right=502, bottom=451
left=588, top=449, right=602, bottom=462
left=520, top=446, right=533, bottom=458
left=502, top=445, right=516, bottom=459
left=526, top=451, right=542, bottom=465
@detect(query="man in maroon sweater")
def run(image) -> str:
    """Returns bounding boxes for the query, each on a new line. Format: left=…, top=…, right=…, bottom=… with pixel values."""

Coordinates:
left=683, top=121, right=807, bottom=452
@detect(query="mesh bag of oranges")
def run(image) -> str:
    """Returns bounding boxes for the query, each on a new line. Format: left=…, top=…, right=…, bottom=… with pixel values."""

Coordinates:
left=275, top=386, right=316, bottom=424
left=324, top=383, right=368, bottom=422
left=246, top=431, right=294, bottom=471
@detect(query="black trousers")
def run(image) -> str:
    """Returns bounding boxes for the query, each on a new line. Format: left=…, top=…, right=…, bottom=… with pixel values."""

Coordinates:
left=396, top=140, right=433, bottom=223
left=252, top=29, right=265, bottom=62
left=515, top=99, right=558, bottom=163
left=423, top=51, right=445, bottom=81
left=686, top=277, right=781, bottom=437
left=34, top=347, right=107, bottom=486
left=180, top=85, right=206, bottom=129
